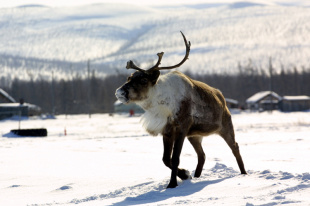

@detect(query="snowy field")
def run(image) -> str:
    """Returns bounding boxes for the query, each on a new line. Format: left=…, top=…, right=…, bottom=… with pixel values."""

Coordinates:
left=0, top=111, right=309, bottom=205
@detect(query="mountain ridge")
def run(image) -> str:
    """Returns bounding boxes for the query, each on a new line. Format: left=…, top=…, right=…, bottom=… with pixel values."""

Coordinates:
left=0, top=2, right=309, bottom=80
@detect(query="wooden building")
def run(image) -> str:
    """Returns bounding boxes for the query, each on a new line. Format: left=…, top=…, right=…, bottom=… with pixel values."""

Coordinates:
left=114, top=100, right=144, bottom=115
left=0, top=88, right=16, bottom=103
left=0, top=88, right=41, bottom=120
left=225, top=98, right=239, bottom=109
left=279, top=96, right=310, bottom=112
left=246, top=91, right=282, bottom=111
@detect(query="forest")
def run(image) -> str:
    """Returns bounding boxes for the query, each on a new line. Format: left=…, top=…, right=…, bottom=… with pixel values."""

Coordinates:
left=2, top=61, right=310, bottom=115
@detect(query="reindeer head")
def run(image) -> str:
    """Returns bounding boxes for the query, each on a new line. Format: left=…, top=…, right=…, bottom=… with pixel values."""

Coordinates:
left=115, top=31, right=191, bottom=104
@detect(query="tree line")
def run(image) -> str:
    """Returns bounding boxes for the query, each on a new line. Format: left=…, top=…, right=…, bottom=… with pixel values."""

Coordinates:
left=2, top=62, right=310, bottom=115
left=186, top=61, right=310, bottom=108
left=4, top=71, right=128, bottom=115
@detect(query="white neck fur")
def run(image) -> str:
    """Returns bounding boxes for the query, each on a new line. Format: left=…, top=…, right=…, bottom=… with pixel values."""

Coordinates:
left=136, top=72, right=188, bottom=136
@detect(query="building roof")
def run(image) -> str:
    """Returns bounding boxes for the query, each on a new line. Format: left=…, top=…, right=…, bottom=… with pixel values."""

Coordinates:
left=0, top=103, right=21, bottom=107
left=282, top=96, right=310, bottom=101
left=114, top=100, right=144, bottom=113
left=0, top=102, right=39, bottom=108
left=225, top=98, right=238, bottom=105
left=114, top=100, right=123, bottom=106
left=246, top=91, right=282, bottom=104
left=0, top=88, right=16, bottom=103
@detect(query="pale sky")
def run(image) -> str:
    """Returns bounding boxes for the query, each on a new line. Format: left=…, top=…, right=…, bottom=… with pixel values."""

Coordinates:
left=0, top=0, right=221, bottom=8
left=1, top=0, right=306, bottom=8
left=0, top=0, right=308, bottom=9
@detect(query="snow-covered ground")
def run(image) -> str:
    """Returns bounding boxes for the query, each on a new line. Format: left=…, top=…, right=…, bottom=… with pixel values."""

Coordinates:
left=0, top=111, right=309, bottom=205
left=1, top=1, right=310, bottom=80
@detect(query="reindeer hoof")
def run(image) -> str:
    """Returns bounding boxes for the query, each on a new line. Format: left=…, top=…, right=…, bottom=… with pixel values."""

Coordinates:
left=167, top=181, right=178, bottom=189
left=178, top=169, right=192, bottom=180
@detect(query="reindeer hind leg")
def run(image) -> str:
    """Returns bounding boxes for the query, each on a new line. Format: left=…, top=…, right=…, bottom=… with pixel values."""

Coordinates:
left=220, top=116, right=247, bottom=174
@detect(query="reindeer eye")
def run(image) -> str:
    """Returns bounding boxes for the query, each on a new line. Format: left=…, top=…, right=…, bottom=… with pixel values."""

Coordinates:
left=140, top=78, right=148, bottom=85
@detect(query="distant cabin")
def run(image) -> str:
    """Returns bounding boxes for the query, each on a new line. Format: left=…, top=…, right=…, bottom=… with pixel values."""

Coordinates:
left=246, top=91, right=282, bottom=111
left=279, top=96, right=310, bottom=112
left=0, top=88, right=42, bottom=120
left=0, top=88, right=16, bottom=103
left=225, top=98, right=239, bottom=109
left=114, top=100, right=144, bottom=114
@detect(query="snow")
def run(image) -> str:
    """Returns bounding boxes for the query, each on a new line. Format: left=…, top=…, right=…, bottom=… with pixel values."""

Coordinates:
left=225, top=98, right=238, bottom=105
left=283, top=96, right=310, bottom=101
left=1, top=1, right=310, bottom=79
left=0, top=111, right=309, bottom=205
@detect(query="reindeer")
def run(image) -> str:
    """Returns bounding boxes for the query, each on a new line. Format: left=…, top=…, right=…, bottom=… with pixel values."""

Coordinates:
left=115, top=31, right=247, bottom=188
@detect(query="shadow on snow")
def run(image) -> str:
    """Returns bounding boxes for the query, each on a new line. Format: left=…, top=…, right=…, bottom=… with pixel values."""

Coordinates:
left=110, top=176, right=232, bottom=206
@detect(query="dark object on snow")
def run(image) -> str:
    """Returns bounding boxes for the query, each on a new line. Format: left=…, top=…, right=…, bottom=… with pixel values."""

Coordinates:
left=11, top=128, right=47, bottom=137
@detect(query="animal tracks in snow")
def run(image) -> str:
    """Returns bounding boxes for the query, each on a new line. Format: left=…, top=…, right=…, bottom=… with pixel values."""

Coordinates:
left=57, top=163, right=310, bottom=206
left=2, top=112, right=309, bottom=205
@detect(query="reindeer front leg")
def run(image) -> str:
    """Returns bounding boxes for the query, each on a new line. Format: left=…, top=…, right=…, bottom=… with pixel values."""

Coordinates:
left=163, top=126, right=191, bottom=188
left=162, top=135, right=173, bottom=169
left=167, top=130, right=188, bottom=188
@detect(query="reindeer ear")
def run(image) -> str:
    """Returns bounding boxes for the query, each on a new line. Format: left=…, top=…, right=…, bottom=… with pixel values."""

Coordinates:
left=149, top=70, right=160, bottom=85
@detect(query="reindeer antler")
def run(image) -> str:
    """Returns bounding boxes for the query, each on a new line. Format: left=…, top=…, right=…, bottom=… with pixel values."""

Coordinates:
left=125, top=31, right=191, bottom=73
left=147, top=52, right=164, bottom=71
left=149, top=31, right=191, bottom=72
left=126, top=60, right=145, bottom=72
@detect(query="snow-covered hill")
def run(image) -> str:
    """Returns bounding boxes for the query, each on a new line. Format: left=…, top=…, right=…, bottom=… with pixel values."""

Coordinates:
left=0, top=1, right=310, bottom=80
left=0, top=111, right=310, bottom=205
